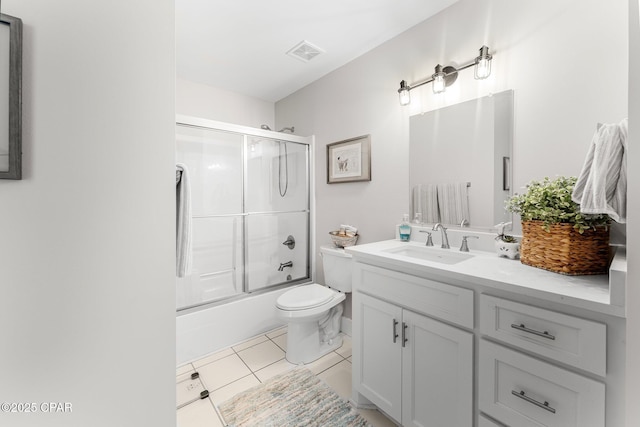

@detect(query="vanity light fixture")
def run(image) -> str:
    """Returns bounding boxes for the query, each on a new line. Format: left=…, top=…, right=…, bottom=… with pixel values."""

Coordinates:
left=474, top=45, right=492, bottom=80
left=398, top=80, right=411, bottom=106
left=397, top=45, right=493, bottom=105
left=432, top=65, right=446, bottom=94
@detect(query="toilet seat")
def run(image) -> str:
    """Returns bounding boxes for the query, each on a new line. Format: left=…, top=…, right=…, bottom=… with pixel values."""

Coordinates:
left=276, top=283, right=335, bottom=311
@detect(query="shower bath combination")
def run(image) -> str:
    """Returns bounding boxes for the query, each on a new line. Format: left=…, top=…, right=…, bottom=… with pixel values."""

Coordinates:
left=175, top=118, right=311, bottom=312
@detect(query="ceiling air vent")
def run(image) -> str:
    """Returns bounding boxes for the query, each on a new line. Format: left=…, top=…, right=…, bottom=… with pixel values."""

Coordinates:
left=286, top=40, right=325, bottom=63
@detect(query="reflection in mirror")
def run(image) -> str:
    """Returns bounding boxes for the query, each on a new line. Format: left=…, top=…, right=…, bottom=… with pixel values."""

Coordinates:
left=409, top=90, right=513, bottom=231
left=0, top=14, right=22, bottom=180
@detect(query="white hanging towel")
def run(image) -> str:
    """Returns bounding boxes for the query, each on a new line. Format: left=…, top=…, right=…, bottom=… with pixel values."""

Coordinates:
left=437, top=182, right=470, bottom=226
left=572, top=118, right=627, bottom=223
left=411, top=184, right=440, bottom=223
left=176, top=163, right=193, bottom=277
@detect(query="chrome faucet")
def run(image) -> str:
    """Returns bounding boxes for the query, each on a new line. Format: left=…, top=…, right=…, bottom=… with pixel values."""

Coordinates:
left=278, top=261, right=293, bottom=271
left=432, top=223, right=450, bottom=249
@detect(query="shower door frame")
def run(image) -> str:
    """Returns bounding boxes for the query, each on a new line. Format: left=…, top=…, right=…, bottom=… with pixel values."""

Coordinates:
left=176, top=115, right=316, bottom=311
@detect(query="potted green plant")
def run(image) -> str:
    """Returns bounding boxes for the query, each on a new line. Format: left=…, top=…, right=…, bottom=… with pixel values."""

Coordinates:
left=505, top=176, right=610, bottom=275
left=494, top=222, right=520, bottom=259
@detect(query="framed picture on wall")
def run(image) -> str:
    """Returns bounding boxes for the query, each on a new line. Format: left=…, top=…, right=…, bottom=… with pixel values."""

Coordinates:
left=0, top=14, right=23, bottom=180
left=326, top=135, right=371, bottom=184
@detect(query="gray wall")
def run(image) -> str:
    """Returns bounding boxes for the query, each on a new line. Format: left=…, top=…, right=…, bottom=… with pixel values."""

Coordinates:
left=0, top=2, right=176, bottom=426
left=275, top=0, right=628, bottom=312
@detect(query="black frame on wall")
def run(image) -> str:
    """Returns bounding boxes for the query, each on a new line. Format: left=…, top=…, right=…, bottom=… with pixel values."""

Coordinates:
left=0, top=13, right=23, bottom=180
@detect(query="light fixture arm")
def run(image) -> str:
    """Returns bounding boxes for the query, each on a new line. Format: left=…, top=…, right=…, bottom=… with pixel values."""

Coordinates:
left=404, top=77, right=433, bottom=92
left=397, top=45, right=493, bottom=105
left=454, top=61, right=477, bottom=73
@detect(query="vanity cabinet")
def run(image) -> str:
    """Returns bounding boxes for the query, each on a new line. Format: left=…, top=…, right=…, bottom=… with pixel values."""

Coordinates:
left=353, top=264, right=473, bottom=427
left=479, top=295, right=607, bottom=376
left=355, top=293, right=402, bottom=419
left=478, top=415, right=505, bottom=427
left=479, top=295, right=606, bottom=427
left=348, top=240, right=625, bottom=426
left=479, top=340, right=605, bottom=427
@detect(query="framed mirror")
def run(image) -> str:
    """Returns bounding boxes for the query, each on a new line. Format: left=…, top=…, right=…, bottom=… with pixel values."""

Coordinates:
left=0, top=13, right=23, bottom=180
left=409, top=90, right=514, bottom=231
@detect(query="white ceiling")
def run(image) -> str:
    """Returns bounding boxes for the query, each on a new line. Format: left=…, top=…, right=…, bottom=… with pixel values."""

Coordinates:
left=176, top=0, right=459, bottom=103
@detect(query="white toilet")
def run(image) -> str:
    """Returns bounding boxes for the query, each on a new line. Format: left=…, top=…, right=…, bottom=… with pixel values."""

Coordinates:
left=276, top=245, right=353, bottom=364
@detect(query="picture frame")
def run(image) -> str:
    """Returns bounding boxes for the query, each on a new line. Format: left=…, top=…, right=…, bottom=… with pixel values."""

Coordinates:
left=0, top=14, right=23, bottom=180
left=326, top=135, right=371, bottom=184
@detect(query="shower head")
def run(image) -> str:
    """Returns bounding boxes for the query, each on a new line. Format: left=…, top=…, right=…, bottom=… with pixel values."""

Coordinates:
left=260, top=125, right=294, bottom=134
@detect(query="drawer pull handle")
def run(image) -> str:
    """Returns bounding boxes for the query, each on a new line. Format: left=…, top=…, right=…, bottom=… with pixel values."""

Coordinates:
left=511, top=323, right=556, bottom=340
left=392, top=319, right=399, bottom=343
left=511, top=390, right=556, bottom=414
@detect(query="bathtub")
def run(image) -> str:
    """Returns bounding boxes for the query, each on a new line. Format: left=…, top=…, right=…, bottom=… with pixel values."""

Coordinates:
left=176, top=287, right=291, bottom=365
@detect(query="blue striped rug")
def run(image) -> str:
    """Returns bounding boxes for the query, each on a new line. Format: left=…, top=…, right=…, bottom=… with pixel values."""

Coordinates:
left=218, top=368, right=370, bottom=427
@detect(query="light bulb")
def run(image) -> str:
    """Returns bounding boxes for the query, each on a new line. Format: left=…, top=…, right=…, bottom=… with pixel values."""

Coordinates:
left=474, top=46, right=492, bottom=80
left=398, top=80, right=411, bottom=106
left=432, top=65, right=445, bottom=94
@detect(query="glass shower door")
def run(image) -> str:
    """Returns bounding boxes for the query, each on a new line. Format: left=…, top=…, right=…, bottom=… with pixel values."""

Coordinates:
left=176, top=125, right=244, bottom=310
left=176, top=121, right=312, bottom=311
left=245, top=137, right=310, bottom=292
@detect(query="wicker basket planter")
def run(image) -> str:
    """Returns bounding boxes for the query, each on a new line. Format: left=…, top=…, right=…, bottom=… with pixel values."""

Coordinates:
left=520, top=220, right=610, bottom=275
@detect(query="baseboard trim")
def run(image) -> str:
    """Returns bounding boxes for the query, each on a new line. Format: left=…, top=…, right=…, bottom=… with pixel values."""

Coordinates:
left=341, top=316, right=352, bottom=336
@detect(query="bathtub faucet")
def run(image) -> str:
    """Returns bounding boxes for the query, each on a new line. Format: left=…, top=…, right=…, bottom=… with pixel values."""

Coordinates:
left=278, top=261, right=293, bottom=271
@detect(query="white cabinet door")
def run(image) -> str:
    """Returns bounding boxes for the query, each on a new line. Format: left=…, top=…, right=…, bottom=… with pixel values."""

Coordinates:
left=354, top=292, right=403, bottom=422
left=402, top=309, right=473, bottom=427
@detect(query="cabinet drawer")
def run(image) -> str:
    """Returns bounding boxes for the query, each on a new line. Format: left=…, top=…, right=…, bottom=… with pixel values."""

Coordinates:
left=478, top=414, right=505, bottom=427
left=479, top=340, right=604, bottom=427
left=354, top=263, right=474, bottom=329
left=480, top=294, right=606, bottom=376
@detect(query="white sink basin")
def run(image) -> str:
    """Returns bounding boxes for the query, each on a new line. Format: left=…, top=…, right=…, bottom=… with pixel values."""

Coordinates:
left=383, top=245, right=473, bottom=265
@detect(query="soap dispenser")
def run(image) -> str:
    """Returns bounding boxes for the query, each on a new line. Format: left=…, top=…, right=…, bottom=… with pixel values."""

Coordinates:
left=399, top=214, right=412, bottom=242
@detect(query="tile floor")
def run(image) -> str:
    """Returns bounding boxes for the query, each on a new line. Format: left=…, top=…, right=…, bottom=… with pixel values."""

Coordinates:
left=176, top=327, right=397, bottom=426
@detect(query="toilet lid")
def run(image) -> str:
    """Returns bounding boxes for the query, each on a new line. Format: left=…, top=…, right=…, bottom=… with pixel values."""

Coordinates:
left=276, top=284, right=335, bottom=310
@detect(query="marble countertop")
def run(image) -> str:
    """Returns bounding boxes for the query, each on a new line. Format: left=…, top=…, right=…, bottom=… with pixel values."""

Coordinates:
left=346, top=239, right=626, bottom=318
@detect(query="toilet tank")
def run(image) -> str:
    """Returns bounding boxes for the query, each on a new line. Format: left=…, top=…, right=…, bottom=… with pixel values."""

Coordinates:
left=320, top=245, right=353, bottom=293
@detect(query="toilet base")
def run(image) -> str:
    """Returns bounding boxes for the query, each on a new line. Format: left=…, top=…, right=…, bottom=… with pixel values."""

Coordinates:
left=285, top=321, right=344, bottom=364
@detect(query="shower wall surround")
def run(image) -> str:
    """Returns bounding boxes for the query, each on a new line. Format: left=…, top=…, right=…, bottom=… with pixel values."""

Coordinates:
left=176, top=116, right=314, bottom=311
